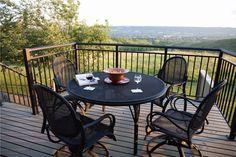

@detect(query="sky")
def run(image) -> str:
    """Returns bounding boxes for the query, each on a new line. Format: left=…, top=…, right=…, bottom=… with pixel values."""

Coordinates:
left=79, top=0, right=236, bottom=28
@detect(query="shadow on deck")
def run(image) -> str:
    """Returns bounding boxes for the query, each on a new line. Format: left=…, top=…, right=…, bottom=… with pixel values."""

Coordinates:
left=1, top=102, right=236, bottom=157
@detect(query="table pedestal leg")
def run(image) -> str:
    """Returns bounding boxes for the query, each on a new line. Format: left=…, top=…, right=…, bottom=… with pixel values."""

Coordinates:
left=129, top=105, right=140, bottom=155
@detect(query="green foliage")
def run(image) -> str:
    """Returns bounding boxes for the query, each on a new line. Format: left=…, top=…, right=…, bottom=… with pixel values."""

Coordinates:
left=75, top=21, right=111, bottom=43
left=0, top=0, right=111, bottom=64
left=112, top=38, right=153, bottom=51
left=0, top=0, right=25, bottom=63
left=190, top=38, right=236, bottom=52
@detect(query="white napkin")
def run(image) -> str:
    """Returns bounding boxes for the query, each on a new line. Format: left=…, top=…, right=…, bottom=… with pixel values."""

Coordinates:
left=83, top=86, right=95, bottom=91
left=75, top=73, right=98, bottom=86
left=131, top=89, right=143, bottom=93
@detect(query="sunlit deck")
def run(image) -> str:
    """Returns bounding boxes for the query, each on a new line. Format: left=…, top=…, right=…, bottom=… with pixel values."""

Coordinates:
left=1, top=102, right=236, bottom=157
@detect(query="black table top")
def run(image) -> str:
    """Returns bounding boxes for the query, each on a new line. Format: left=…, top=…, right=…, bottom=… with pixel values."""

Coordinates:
left=67, top=72, right=166, bottom=106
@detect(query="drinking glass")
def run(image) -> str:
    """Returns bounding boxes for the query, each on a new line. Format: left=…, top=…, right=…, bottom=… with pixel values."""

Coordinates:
left=134, top=74, right=142, bottom=89
left=86, top=73, right=93, bottom=88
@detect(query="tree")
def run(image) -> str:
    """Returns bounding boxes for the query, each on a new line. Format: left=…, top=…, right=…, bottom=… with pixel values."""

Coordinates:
left=75, top=21, right=111, bottom=43
left=0, top=0, right=111, bottom=64
left=0, top=0, right=26, bottom=63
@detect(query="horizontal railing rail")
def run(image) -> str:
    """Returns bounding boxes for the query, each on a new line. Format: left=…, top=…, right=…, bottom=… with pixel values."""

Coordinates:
left=23, top=42, right=236, bottom=139
left=76, top=42, right=223, bottom=51
left=26, top=43, right=76, bottom=52
left=221, top=48, right=236, bottom=57
left=0, top=63, right=31, bottom=107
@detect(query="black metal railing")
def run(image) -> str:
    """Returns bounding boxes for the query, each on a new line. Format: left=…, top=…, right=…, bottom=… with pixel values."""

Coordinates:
left=0, top=63, right=31, bottom=107
left=21, top=42, right=236, bottom=139
left=216, top=55, right=236, bottom=139
left=76, top=43, right=220, bottom=98
left=23, top=43, right=77, bottom=114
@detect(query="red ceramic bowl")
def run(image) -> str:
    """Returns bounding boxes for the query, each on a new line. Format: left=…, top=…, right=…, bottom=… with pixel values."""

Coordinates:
left=104, top=68, right=129, bottom=83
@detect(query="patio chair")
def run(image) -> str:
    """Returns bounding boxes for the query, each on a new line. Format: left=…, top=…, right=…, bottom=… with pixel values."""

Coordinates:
left=145, top=80, right=227, bottom=157
left=151, top=56, right=188, bottom=113
left=52, top=56, right=95, bottom=113
left=33, top=84, right=116, bottom=157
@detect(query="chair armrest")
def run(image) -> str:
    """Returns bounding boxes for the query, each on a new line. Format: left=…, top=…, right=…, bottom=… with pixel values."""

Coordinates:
left=83, top=113, right=115, bottom=130
left=172, top=95, right=201, bottom=103
left=168, top=95, right=200, bottom=110
left=151, top=110, right=192, bottom=122
left=168, top=95, right=209, bottom=125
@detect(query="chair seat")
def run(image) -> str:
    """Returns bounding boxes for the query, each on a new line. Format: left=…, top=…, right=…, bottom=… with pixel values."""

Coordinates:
left=153, top=109, right=193, bottom=140
left=57, top=114, right=113, bottom=149
left=152, top=86, right=183, bottom=108
left=82, top=115, right=114, bottom=148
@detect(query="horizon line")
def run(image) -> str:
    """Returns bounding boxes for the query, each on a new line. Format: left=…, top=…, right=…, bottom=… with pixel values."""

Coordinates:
left=110, top=25, right=236, bottom=29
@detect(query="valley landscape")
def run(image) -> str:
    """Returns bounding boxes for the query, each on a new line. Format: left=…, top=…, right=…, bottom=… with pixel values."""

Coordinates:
left=110, top=26, right=236, bottom=52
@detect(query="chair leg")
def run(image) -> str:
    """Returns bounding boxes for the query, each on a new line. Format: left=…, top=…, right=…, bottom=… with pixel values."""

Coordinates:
left=84, top=102, right=93, bottom=112
left=183, top=84, right=187, bottom=111
left=68, top=146, right=83, bottom=157
left=41, top=116, right=46, bottom=133
left=177, top=144, right=185, bottom=157
left=144, top=125, right=152, bottom=140
left=97, top=142, right=110, bottom=157
left=86, top=142, right=110, bottom=157
left=145, top=105, right=154, bottom=140
left=54, top=145, right=70, bottom=157
left=191, top=144, right=203, bottom=157
left=78, top=104, right=86, bottom=115
left=102, top=106, right=105, bottom=112
left=147, top=135, right=168, bottom=157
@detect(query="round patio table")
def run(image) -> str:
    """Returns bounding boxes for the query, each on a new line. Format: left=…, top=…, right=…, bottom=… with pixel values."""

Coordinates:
left=67, top=72, right=166, bottom=155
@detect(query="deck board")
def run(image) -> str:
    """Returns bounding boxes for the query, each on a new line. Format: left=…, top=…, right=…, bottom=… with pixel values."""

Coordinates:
left=1, top=102, right=236, bottom=157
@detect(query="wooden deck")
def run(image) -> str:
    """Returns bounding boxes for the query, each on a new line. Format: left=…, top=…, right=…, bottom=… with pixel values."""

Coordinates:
left=1, top=102, right=236, bottom=157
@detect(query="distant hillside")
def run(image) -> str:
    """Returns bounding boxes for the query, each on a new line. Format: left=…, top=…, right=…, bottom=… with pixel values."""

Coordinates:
left=110, top=26, right=236, bottom=53
left=190, top=38, right=236, bottom=52
left=110, top=26, right=236, bottom=40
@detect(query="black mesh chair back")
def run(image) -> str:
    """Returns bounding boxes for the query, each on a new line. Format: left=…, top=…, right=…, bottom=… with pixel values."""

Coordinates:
left=189, top=80, right=227, bottom=135
left=151, top=56, right=188, bottom=112
left=34, top=84, right=82, bottom=137
left=33, top=84, right=116, bottom=156
left=52, top=56, right=76, bottom=91
left=52, top=56, right=102, bottom=113
left=158, top=56, right=187, bottom=85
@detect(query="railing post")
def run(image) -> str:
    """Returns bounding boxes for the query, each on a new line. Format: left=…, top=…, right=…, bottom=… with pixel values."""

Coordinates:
left=23, top=48, right=38, bottom=115
left=214, top=50, right=223, bottom=86
left=228, top=105, right=236, bottom=140
left=74, top=43, right=78, bottom=71
left=1, top=65, right=10, bottom=102
left=115, top=45, right=119, bottom=68
left=164, top=48, right=168, bottom=62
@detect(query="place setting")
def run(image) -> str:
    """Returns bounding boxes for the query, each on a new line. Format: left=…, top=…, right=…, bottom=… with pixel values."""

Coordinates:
left=75, top=73, right=100, bottom=91
left=131, top=74, right=143, bottom=93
